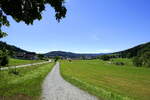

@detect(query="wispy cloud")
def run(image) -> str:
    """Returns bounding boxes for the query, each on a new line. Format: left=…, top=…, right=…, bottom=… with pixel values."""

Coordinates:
left=96, top=49, right=114, bottom=53
left=89, top=33, right=102, bottom=41
left=92, top=35, right=100, bottom=41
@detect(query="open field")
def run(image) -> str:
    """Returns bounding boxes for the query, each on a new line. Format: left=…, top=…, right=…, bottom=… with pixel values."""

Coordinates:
left=111, top=58, right=133, bottom=66
left=8, top=58, right=44, bottom=67
left=0, top=62, right=54, bottom=100
left=61, top=59, right=150, bottom=100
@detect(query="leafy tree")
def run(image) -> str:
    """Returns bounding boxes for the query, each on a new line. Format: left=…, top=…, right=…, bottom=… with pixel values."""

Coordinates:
left=133, top=51, right=150, bottom=67
left=0, top=49, right=9, bottom=66
left=99, top=55, right=110, bottom=61
left=0, top=0, right=67, bottom=67
left=38, top=54, right=45, bottom=60
left=0, top=55, right=9, bottom=66
left=141, top=52, right=150, bottom=67
left=0, top=0, right=67, bottom=38
left=133, top=57, right=142, bottom=67
left=54, top=56, right=60, bottom=62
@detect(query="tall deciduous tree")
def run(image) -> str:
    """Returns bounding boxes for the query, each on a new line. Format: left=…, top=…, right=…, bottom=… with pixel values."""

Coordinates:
left=0, top=0, right=67, bottom=38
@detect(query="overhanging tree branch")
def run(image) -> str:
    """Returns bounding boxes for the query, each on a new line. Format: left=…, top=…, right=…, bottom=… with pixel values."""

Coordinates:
left=0, top=0, right=67, bottom=38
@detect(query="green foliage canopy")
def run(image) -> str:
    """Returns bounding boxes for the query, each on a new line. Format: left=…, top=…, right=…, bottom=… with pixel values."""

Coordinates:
left=0, top=0, right=67, bottom=38
left=54, top=56, right=60, bottom=62
left=133, top=51, right=150, bottom=67
left=99, top=55, right=111, bottom=61
left=0, top=49, right=9, bottom=66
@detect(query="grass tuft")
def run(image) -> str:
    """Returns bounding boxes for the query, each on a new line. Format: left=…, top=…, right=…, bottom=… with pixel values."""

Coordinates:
left=0, top=62, right=54, bottom=100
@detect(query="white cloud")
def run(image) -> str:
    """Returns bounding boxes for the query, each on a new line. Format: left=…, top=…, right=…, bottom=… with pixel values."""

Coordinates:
left=74, top=49, right=115, bottom=54
left=95, top=49, right=114, bottom=53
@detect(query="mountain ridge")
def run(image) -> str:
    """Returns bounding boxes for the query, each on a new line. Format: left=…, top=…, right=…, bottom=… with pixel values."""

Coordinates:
left=1, top=41, right=149, bottom=59
left=0, top=41, right=35, bottom=55
left=113, top=42, right=150, bottom=58
left=44, top=51, right=105, bottom=59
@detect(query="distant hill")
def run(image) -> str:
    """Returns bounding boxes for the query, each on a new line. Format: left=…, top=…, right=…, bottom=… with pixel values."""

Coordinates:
left=45, top=51, right=104, bottom=59
left=0, top=41, right=105, bottom=59
left=114, top=42, right=150, bottom=58
left=0, top=41, right=26, bottom=53
left=2, top=41, right=149, bottom=59
left=0, top=41, right=36, bottom=59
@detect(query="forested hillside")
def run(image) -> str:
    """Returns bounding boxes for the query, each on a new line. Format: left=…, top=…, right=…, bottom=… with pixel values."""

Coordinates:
left=115, top=42, right=150, bottom=58
left=0, top=41, right=36, bottom=57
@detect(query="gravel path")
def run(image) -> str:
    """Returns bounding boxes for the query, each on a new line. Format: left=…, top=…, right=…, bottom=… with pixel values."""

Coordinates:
left=0, top=60, right=51, bottom=71
left=42, top=62, right=98, bottom=100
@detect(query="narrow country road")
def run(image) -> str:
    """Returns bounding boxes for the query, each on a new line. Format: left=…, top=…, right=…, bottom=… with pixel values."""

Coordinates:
left=0, top=60, right=51, bottom=71
left=42, top=62, right=98, bottom=100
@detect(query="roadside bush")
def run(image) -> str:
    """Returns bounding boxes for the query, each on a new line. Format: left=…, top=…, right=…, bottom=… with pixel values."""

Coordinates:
left=37, top=54, right=45, bottom=60
left=8, top=69, right=19, bottom=75
left=54, top=56, right=60, bottom=62
left=100, top=55, right=111, bottom=61
left=115, top=62, right=125, bottom=66
left=133, top=57, right=143, bottom=67
left=133, top=51, right=150, bottom=67
left=0, top=55, right=9, bottom=66
left=142, top=52, right=150, bottom=67
left=0, top=50, right=9, bottom=66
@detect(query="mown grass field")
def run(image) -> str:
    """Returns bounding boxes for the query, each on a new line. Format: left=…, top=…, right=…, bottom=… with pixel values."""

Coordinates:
left=61, top=59, right=150, bottom=100
left=8, top=58, right=44, bottom=66
left=0, top=62, right=54, bottom=100
left=111, top=58, right=133, bottom=66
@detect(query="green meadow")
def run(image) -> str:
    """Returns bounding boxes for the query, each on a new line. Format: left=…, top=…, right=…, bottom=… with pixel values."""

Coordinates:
left=0, top=62, right=54, bottom=100
left=60, top=59, right=150, bottom=100
left=8, top=58, right=44, bottom=67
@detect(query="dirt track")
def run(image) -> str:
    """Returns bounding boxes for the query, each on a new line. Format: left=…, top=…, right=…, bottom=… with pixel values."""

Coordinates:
left=42, top=62, right=98, bottom=100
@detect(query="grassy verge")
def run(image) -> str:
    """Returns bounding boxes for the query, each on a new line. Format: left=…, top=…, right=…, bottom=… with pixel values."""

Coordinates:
left=0, top=62, right=55, bottom=100
left=60, top=60, right=150, bottom=100
left=8, top=58, right=44, bottom=67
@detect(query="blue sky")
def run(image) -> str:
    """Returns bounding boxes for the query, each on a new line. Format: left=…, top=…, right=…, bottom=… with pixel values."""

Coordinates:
left=1, top=0, right=150, bottom=53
